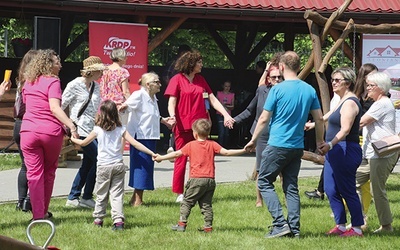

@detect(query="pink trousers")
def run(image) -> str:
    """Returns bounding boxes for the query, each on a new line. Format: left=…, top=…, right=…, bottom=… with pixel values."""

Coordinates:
left=20, top=131, right=63, bottom=219
left=172, top=130, right=195, bottom=194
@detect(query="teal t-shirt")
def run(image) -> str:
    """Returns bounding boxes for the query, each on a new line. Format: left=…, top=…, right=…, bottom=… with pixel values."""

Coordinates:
left=264, top=79, right=321, bottom=149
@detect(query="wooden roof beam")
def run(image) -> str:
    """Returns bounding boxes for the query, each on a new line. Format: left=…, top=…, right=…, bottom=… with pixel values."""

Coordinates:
left=148, top=17, right=187, bottom=53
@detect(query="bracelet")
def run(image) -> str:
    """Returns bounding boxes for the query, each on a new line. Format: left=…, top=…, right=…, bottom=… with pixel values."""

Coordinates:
left=328, top=141, right=333, bottom=150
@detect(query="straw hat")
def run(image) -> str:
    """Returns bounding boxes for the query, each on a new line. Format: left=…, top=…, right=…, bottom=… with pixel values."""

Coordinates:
left=81, top=56, right=106, bottom=72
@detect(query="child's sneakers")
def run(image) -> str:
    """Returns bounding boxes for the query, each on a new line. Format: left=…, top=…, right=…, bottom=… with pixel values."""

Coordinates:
left=171, top=221, right=187, bottom=232
left=176, top=194, right=184, bottom=203
left=112, top=222, right=124, bottom=231
left=94, top=218, right=103, bottom=227
left=198, top=226, right=213, bottom=233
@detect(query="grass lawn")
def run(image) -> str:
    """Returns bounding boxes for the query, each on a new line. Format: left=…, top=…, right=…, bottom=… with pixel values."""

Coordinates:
left=0, top=153, right=21, bottom=171
left=1, top=175, right=400, bottom=249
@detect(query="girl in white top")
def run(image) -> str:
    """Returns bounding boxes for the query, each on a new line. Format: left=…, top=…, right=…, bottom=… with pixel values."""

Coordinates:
left=71, top=100, right=156, bottom=231
left=119, top=72, right=172, bottom=206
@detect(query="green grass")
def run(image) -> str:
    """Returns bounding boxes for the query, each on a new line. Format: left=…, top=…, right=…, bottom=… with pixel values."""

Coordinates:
left=0, top=153, right=21, bottom=171
left=1, top=176, right=400, bottom=249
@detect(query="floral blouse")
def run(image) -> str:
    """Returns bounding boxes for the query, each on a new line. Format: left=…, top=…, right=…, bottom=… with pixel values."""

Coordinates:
left=99, top=67, right=130, bottom=104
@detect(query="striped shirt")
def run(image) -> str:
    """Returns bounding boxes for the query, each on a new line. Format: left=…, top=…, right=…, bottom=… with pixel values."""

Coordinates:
left=61, top=77, right=101, bottom=137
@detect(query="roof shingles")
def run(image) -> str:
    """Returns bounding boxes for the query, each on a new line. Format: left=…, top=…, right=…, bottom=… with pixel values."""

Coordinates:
left=122, top=0, right=400, bottom=13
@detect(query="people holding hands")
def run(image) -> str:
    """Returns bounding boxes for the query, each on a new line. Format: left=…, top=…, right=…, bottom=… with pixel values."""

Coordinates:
left=71, top=100, right=157, bottom=230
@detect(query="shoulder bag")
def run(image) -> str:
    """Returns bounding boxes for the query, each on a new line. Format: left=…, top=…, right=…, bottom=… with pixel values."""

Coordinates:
left=371, top=134, right=400, bottom=157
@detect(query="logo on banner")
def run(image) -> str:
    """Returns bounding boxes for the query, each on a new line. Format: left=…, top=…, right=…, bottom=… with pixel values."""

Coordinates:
left=104, top=37, right=132, bottom=50
left=102, top=37, right=136, bottom=57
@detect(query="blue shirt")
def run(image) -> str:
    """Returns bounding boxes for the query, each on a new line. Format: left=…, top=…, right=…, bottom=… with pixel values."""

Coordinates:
left=264, top=79, right=321, bottom=148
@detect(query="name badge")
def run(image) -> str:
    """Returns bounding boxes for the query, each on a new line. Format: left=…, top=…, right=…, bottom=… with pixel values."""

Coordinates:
left=203, top=92, right=209, bottom=98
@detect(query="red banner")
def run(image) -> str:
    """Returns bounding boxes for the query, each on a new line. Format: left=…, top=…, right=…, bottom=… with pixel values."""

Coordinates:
left=89, top=21, right=148, bottom=92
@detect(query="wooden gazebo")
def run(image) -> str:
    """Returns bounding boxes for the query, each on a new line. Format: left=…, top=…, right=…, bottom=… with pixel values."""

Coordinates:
left=1, top=0, right=400, bottom=151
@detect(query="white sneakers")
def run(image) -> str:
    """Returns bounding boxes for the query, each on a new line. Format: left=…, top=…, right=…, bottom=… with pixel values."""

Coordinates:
left=66, top=199, right=80, bottom=207
left=66, top=198, right=96, bottom=208
left=176, top=194, right=184, bottom=203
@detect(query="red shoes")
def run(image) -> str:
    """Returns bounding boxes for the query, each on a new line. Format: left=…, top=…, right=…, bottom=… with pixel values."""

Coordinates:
left=326, top=226, right=363, bottom=237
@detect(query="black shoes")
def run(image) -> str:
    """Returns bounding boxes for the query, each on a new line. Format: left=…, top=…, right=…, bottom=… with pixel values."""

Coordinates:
left=16, top=197, right=32, bottom=212
left=22, top=197, right=32, bottom=212
left=304, top=189, right=324, bottom=200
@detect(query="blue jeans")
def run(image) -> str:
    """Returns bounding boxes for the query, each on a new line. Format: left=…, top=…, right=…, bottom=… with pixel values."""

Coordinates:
left=258, top=145, right=303, bottom=234
left=68, top=137, right=98, bottom=200
left=217, top=115, right=229, bottom=147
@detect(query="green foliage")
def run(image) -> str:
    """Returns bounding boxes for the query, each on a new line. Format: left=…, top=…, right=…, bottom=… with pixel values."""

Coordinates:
left=149, top=28, right=232, bottom=69
left=0, top=18, right=33, bottom=58
left=0, top=18, right=354, bottom=70
left=1, top=176, right=400, bottom=249
left=64, top=23, right=88, bottom=62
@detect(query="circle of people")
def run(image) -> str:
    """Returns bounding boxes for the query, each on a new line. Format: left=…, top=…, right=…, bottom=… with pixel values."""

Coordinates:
left=1, top=47, right=397, bottom=236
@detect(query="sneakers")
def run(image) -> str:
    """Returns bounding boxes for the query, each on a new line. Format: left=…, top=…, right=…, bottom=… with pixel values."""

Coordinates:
left=66, top=199, right=80, bottom=207
left=346, top=215, right=368, bottom=231
left=373, top=225, right=393, bottom=234
left=80, top=199, right=96, bottom=208
left=66, top=198, right=96, bottom=208
left=340, top=228, right=363, bottom=237
left=94, top=219, right=103, bottom=227
left=112, top=222, right=124, bottom=231
left=326, top=225, right=346, bottom=236
left=171, top=221, right=187, bottom=232
left=176, top=194, right=184, bottom=203
left=265, top=224, right=292, bottom=238
left=198, top=227, right=212, bottom=233
left=304, top=189, right=324, bottom=200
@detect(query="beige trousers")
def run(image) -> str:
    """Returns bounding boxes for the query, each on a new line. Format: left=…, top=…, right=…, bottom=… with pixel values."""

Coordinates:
left=93, top=161, right=125, bottom=224
left=369, top=153, right=398, bottom=226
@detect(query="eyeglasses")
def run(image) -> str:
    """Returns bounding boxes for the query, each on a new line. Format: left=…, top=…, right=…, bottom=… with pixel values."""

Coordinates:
left=149, top=80, right=161, bottom=84
left=331, top=78, right=347, bottom=84
left=366, top=84, right=377, bottom=88
left=270, top=75, right=282, bottom=80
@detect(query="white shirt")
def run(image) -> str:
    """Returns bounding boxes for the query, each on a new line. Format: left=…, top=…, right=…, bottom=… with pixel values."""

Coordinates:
left=94, top=125, right=125, bottom=166
left=61, top=77, right=101, bottom=136
left=364, top=97, right=396, bottom=159
left=125, top=87, right=160, bottom=140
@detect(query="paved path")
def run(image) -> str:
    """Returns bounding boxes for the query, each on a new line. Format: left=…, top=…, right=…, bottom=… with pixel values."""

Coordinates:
left=0, top=153, right=327, bottom=203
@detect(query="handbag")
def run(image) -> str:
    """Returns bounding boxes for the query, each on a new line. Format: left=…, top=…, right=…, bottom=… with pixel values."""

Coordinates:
left=13, top=89, right=25, bottom=119
left=371, top=134, right=400, bottom=157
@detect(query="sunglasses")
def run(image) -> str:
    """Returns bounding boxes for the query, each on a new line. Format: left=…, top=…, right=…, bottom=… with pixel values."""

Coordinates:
left=270, top=75, right=282, bottom=80
left=331, top=78, right=347, bottom=84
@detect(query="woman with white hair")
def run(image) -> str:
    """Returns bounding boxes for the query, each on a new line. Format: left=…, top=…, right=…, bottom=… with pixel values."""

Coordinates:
left=119, top=72, right=172, bottom=206
left=359, top=72, right=397, bottom=233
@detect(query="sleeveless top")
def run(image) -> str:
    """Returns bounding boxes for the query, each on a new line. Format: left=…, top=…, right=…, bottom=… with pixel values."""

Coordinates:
left=325, top=96, right=361, bottom=143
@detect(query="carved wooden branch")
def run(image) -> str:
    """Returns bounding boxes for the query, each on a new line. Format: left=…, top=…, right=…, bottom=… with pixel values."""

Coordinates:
left=319, top=19, right=354, bottom=73
left=299, top=0, right=353, bottom=79
left=302, top=150, right=325, bottom=165
left=305, top=11, right=400, bottom=33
